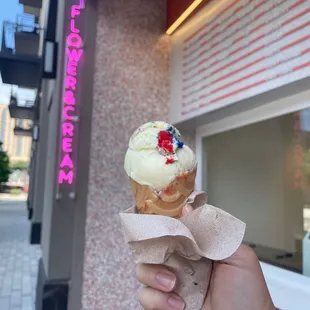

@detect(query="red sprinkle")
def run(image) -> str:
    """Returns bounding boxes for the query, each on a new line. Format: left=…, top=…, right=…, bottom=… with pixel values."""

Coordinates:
left=163, top=186, right=171, bottom=194
left=165, top=158, right=175, bottom=165
left=158, top=131, right=173, bottom=153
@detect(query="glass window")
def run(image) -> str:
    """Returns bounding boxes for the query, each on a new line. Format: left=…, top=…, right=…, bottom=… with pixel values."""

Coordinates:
left=204, top=108, right=310, bottom=277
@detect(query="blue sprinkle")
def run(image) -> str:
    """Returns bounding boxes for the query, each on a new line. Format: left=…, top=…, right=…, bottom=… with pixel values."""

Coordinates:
left=178, top=141, right=184, bottom=148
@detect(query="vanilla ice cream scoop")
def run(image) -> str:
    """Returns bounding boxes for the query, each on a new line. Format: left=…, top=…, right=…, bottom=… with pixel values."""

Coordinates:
left=124, top=121, right=196, bottom=192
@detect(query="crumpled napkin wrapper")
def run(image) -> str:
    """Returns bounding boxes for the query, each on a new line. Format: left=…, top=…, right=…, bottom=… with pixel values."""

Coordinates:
left=119, top=191, right=246, bottom=310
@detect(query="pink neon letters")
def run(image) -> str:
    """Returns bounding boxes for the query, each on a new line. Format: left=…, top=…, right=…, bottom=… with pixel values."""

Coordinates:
left=59, top=2, right=84, bottom=185
left=60, top=155, right=73, bottom=168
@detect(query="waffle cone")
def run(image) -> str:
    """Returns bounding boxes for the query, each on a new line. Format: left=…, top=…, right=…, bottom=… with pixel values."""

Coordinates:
left=130, top=167, right=197, bottom=218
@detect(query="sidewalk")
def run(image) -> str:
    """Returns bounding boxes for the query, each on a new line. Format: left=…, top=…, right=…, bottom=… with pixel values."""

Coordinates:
left=0, top=194, right=28, bottom=202
left=0, top=201, right=40, bottom=310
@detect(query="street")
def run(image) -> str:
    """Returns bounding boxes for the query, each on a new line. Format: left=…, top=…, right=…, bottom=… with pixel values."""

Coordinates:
left=0, top=200, right=40, bottom=310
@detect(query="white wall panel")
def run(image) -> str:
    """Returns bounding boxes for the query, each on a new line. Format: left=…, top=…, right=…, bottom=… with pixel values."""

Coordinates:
left=170, top=0, right=310, bottom=124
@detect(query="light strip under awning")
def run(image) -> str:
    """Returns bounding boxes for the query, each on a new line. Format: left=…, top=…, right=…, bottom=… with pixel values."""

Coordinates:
left=166, top=0, right=203, bottom=35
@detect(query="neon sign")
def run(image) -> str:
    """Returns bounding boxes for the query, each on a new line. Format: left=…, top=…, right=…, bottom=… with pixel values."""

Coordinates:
left=58, top=0, right=85, bottom=186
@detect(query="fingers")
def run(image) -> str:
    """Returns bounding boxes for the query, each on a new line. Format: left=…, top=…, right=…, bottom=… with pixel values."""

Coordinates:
left=139, top=287, right=185, bottom=310
left=136, top=264, right=176, bottom=292
left=136, top=265, right=185, bottom=310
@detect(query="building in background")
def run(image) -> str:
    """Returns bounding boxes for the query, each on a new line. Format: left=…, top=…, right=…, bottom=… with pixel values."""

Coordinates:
left=1, top=0, right=310, bottom=310
left=0, top=103, right=31, bottom=163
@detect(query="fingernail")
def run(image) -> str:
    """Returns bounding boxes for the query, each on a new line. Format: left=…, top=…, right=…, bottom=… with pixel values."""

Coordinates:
left=156, top=273, right=176, bottom=290
left=168, top=296, right=185, bottom=309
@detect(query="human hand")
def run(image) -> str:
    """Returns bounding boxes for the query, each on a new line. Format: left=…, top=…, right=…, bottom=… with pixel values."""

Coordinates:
left=136, top=208, right=276, bottom=310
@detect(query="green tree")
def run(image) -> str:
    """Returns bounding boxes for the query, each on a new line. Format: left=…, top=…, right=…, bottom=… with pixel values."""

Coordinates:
left=0, top=142, right=11, bottom=185
left=11, top=160, right=29, bottom=170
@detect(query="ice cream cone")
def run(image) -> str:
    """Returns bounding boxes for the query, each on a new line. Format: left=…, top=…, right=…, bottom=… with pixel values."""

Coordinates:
left=131, top=167, right=197, bottom=218
left=122, top=122, right=246, bottom=310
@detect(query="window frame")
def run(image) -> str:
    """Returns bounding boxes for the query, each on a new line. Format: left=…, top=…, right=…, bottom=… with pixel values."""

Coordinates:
left=195, top=88, right=310, bottom=308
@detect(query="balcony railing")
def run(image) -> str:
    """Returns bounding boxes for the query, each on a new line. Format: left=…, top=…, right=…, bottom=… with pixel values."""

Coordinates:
left=19, top=0, right=42, bottom=9
left=0, top=17, right=42, bottom=88
left=23, top=6, right=40, bottom=23
left=14, top=119, right=33, bottom=137
left=9, top=95, right=35, bottom=120
left=2, top=20, right=40, bottom=55
left=10, top=95, right=35, bottom=108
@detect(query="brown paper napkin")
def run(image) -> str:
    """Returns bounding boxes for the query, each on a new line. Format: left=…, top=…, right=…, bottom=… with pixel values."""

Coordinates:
left=120, top=191, right=246, bottom=310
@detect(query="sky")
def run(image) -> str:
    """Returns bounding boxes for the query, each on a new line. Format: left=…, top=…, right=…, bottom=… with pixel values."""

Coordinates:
left=0, top=0, right=36, bottom=104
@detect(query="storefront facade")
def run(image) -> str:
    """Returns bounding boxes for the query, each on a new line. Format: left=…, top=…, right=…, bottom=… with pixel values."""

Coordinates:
left=170, top=1, right=310, bottom=309
left=195, top=97, right=310, bottom=310
left=2, top=0, right=310, bottom=309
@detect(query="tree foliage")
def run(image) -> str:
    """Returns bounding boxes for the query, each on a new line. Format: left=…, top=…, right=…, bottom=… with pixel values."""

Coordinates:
left=10, top=160, right=29, bottom=170
left=0, top=142, right=11, bottom=184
